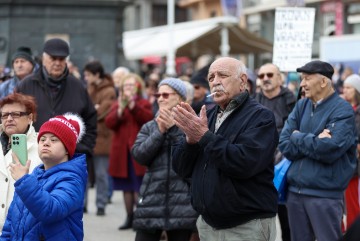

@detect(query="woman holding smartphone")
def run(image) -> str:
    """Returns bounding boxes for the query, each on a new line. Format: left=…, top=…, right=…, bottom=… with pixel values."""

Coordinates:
left=0, top=93, right=42, bottom=233
left=1, top=113, right=87, bottom=240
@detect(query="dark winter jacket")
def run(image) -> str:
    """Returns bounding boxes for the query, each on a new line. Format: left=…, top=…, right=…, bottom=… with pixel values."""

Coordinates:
left=0, top=154, right=87, bottom=241
left=16, top=69, right=97, bottom=157
left=255, top=86, right=296, bottom=134
left=279, top=93, right=357, bottom=199
left=131, top=120, right=198, bottom=231
left=172, top=93, right=279, bottom=229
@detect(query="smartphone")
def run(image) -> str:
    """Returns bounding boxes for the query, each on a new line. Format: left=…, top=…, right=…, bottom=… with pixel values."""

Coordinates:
left=11, top=134, right=28, bottom=166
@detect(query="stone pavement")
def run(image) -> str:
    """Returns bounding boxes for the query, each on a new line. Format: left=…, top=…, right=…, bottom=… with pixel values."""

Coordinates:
left=83, top=188, right=135, bottom=241
left=83, top=187, right=282, bottom=241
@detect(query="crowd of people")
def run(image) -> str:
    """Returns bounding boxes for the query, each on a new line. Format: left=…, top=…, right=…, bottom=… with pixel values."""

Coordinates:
left=0, top=37, right=359, bottom=241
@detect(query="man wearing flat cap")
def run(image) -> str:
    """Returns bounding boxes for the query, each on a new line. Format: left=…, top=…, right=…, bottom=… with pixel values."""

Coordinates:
left=279, top=60, right=357, bottom=241
left=16, top=38, right=97, bottom=167
left=0, top=47, right=37, bottom=100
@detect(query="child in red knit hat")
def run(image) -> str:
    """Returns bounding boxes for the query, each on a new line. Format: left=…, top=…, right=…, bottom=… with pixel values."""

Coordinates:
left=1, top=113, right=87, bottom=241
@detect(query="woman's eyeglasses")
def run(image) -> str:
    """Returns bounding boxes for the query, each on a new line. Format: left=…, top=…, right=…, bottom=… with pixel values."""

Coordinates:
left=258, top=73, right=274, bottom=79
left=153, top=92, right=177, bottom=99
left=0, top=111, right=29, bottom=120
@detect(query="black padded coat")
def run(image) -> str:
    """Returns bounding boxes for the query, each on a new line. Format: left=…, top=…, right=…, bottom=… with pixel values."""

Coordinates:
left=131, top=120, right=198, bottom=231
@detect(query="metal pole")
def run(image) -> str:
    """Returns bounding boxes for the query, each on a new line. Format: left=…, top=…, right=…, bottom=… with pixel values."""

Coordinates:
left=166, top=0, right=176, bottom=76
left=220, top=25, right=230, bottom=56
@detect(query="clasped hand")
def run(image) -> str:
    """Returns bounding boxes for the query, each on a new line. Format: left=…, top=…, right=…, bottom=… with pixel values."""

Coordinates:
left=293, top=128, right=332, bottom=139
left=318, top=129, right=331, bottom=139
left=172, top=103, right=209, bottom=144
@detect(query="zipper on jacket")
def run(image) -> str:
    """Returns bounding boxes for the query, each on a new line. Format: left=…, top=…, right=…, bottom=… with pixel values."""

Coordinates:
left=201, top=160, right=208, bottom=212
left=295, top=99, right=309, bottom=194
left=138, top=172, right=152, bottom=205
left=165, top=140, right=171, bottom=229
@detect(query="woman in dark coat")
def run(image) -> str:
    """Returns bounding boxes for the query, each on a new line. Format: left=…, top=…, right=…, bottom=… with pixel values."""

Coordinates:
left=132, top=78, right=198, bottom=241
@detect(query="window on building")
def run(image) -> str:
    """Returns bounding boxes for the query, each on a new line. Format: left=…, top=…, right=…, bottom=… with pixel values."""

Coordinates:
left=152, top=4, right=188, bottom=26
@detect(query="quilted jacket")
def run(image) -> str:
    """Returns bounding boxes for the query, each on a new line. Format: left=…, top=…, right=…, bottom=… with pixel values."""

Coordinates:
left=0, top=154, right=87, bottom=241
left=131, top=120, right=198, bottom=231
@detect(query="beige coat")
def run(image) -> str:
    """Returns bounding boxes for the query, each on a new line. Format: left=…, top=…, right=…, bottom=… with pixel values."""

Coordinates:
left=0, top=125, right=43, bottom=233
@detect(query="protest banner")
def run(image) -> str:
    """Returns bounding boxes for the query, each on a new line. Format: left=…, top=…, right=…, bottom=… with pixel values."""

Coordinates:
left=273, top=7, right=315, bottom=71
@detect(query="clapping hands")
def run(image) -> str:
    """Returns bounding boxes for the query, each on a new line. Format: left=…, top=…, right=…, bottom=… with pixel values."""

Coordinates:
left=156, top=108, right=175, bottom=134
left=172, top=103, right=208, bottom=144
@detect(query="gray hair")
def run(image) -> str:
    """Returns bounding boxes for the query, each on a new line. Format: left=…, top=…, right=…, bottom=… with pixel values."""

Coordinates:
left=182, top=81, right=194, bottom=104
left=112, top=66, right=129, bottom=76
left=236, top=62, right=248, bottom=79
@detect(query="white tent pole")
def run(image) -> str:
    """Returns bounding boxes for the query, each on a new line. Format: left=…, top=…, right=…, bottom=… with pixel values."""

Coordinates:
left=220, top=25, right=230, bottom=56
left=166, top=0, right=176, bottom=76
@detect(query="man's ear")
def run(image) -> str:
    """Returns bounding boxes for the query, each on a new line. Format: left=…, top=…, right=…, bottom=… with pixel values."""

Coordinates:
left=240, top=73, right=248, bottom=82
left=320, top=76, right=329, bottom=88
left=240, top=73, right=248, bottom=90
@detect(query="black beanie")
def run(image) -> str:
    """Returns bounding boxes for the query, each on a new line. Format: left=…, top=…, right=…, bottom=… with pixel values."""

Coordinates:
left=190, top=64, right=210, bottom=90
left=12, top=46, right=36, bottom=67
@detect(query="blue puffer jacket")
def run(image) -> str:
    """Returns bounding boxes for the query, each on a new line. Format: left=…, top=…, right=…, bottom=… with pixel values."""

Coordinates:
left=279, top=93, right=357, bottom=199
left=0, top=154, right=87, bottom=241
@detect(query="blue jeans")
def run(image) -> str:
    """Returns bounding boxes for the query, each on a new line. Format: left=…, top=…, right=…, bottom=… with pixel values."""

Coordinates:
left=94, top=155, right=109, bottom=209
left=196, top=215, right=276, bottom=241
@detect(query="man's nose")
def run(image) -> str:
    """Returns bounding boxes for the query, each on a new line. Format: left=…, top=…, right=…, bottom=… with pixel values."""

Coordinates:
left=300, top=78, right=305, bottom=87
left=42, top=139, right=51, bottom=146
left=212, top=75, right=221, bottom=85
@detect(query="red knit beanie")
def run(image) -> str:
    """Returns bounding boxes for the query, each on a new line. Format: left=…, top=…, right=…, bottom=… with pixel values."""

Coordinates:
left=38, top=113, right=85, bottom=158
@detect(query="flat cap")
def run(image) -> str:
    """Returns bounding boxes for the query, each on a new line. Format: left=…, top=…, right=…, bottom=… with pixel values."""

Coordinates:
left=43, top=38, right=69, bottom=57
left=296, top=60, right=334, bottom=80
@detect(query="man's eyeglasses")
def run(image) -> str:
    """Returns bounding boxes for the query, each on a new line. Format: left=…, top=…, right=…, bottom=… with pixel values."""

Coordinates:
left=153, top=92, right=177, bottom=99
left=258, top=73, right=274, bottom=79
left=0, top=111, right=29, bottom=120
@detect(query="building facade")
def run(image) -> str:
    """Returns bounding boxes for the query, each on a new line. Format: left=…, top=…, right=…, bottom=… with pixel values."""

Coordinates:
left=177, top=0, right=360, bottom=70
left=0, top=0, right=129, bottom=73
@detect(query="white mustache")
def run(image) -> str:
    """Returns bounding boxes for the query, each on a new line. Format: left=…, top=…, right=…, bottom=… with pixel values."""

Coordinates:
left=207, top=86, right=229, bottom=98
left=212, top=86, right=225, bottom=92
left=211, top=85, right=228, bottom=94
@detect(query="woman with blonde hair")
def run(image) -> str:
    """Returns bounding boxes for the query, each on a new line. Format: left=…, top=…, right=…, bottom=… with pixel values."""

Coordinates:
left=105, top=73, right=153, bottom=230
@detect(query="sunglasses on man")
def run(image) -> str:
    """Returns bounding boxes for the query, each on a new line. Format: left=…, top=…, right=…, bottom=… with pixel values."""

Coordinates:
left=258, top=73, right=275, bottom=79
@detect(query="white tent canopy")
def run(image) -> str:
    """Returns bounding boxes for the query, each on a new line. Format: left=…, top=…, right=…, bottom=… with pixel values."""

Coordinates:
left=123, top=16, right=273, bottom=60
